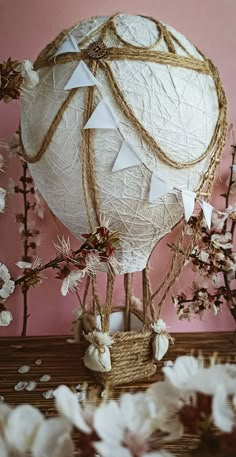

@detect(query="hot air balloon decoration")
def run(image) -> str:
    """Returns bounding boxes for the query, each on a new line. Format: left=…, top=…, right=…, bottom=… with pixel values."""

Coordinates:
left=19, top=14, right=227, bottom=385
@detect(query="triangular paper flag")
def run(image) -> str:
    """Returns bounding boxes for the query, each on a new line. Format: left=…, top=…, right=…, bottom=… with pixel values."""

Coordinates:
left=84, top=100, right=118, bottom=129
left=182, top=189, right=196, bottom=222
left=64, top=61, right=98, bottom=90
left=112, top=141, right=143, bottom=172
left=149, top=173, right=173, bottom=203
left=54, top=35, right=79, bottom=56
left=201, top=200, right=213, bottom=230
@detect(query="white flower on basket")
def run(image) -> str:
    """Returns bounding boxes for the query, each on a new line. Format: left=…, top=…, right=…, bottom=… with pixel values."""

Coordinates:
left=94, top=392, right=174, bottom=457
left=84, top=330, right=112, bottom=373
left=151, top=319, right=171, bottom=362
left=0, top=263, right=15, bottom=299
left=151, top=319, right=167, bottom=334
left=0, top=310, right=13, bottom=327
left=0, top=187, right=6, bottom=213
left=61, top=270, right=85, bottom=296
left=18, top=60, right=39, bottom=91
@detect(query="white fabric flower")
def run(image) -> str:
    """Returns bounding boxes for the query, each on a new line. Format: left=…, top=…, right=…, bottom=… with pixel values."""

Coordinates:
left=19, top=60, right=39, bottom=90
left=0, top=187, right=6, bottom=212
left=0, top=263, right=15, bottom=299
left=54, top=385, right=91, bottom=433
left=0, top=310, right=13, bottom=327
left=4, top=404, right=44, bottom=453
left=61, top=270, right=85, bottom=296
left=151, top=319, right=167, bottom=334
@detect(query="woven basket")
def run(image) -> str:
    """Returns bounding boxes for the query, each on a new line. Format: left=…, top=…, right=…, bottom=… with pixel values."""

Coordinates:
left=83, top=307, right=157, bottom=386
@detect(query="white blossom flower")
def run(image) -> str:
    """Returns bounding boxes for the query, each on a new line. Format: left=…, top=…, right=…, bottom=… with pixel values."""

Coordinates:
left=31, top=417, right=74, bottom=457
left=0, top=438, right=8, bottom=457
left=0, top=188, right=6, bottom=213
left=0, top=263, right=15, bottom=299
left=85, top=252, right=101, bottom=276
left=4, top=404, right=44, bottom=453
left=61, top=270, right=85, bottom=296
left=0, top=153, right=4, bottom=171
left=53, top=236, right=71, bottom=257
left=162, top=356, right=203, bottom=391
left=198, top=251, right=209, bottom=263
left=211, top=232, right=232, bottom=250
left=212, top=384, right=234, bottom=433
left=54, top=385, right=92, bottom=433
left=163, top=356, right=236, bottom=397
left=6, top=133, right=22, bottom=159
left=94, top=393, right=173, bottom=457
left=34, top=190, right=45, bottom=219
left=0, top=310, right=13, bottom=327
left=7, top=177, right=16, bottom=196
left=211, top=209, right=228, bottom=231
left=16, top=260, right=32, bottom=269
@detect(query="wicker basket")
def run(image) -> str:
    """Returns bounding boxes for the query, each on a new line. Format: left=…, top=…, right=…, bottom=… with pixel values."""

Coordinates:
left=83, top=307, right=157, bottom=386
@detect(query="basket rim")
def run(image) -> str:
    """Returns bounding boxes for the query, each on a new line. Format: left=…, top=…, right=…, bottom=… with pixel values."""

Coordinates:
left=96, top=305, right=153, bottom=338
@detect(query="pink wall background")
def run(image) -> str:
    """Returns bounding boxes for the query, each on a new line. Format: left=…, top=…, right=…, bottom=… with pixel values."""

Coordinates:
left=0, top=0, right=235, bottom=336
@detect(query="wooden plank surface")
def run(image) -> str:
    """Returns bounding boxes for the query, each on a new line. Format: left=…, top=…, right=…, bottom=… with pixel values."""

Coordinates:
left=0, top=332, right=235, bottom=456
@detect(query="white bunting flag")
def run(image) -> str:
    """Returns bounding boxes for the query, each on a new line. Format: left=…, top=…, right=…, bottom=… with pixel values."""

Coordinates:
left=112, top=141, right=143, bottom=172
left=149, top=172, right=173, bottom=203
left=64, top=60, right=99, bottom=90
left=201, top=200, right=213, bottom=230
left=54, top=35, right=79, bottom=56
left=181, top=189, right=196, bottom=222
left=84, top=100, right=118, bottom=129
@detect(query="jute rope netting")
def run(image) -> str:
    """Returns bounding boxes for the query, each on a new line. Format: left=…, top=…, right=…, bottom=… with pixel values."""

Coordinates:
left=20, top=14, right=227, bottom=331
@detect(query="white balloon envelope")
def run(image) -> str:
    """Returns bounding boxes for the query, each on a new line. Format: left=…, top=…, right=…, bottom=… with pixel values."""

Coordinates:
left=20, top=14, right=227, bottom=274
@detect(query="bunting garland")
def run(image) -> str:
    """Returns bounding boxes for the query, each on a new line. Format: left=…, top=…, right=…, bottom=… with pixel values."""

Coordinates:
left=64, top=60, right=99, bottom=90
left=149, top=173, right=173, bottom=203
left=83, top=100, right=118, bottom=130
left=54, top=34, right=80, bottom=56
left=61, top=54, right=221, bottom=230
left=181, top=190, right=196, bottom=222
left=112, top=141, right=143, bottom=172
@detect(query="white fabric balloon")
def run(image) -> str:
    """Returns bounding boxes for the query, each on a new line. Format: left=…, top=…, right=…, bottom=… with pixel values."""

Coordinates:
left=20, top=14, right=223, bottom=274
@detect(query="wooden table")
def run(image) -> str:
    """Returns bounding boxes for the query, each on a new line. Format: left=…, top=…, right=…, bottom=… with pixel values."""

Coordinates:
left=0, top=332, right=235, bottom=456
